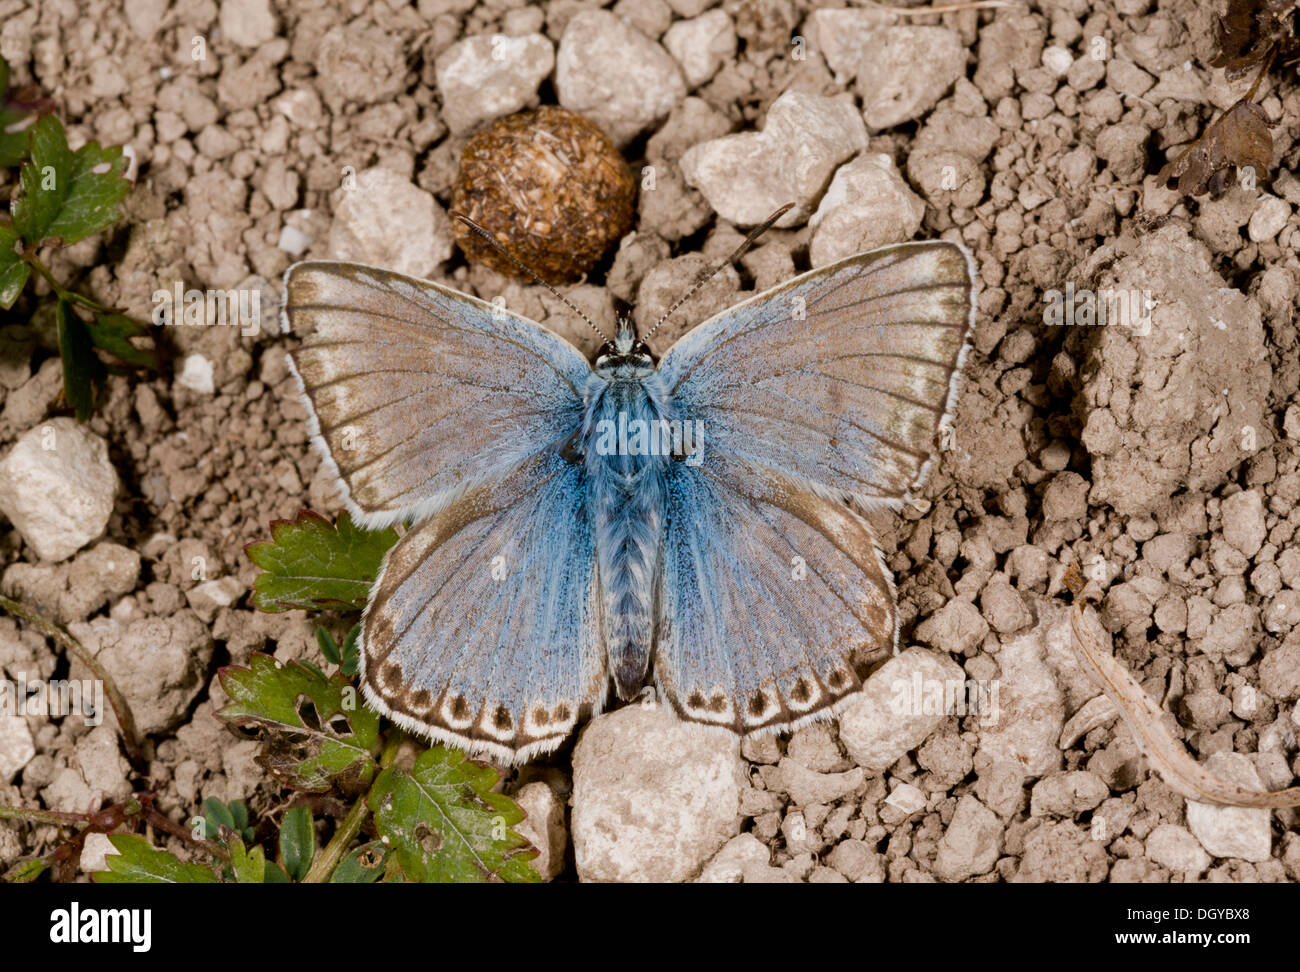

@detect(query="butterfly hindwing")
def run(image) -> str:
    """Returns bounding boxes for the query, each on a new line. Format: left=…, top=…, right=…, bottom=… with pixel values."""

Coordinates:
left=362, top=448, right=605, bottom=764
left=656, top=452, right=895, bottom=734
left=284, top=261, right=589, bottom=527
left=658, top=242, right=974, bottom=505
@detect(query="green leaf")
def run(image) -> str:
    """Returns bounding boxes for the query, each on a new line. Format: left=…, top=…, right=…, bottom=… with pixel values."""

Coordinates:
left=199, top=797, right=255, bottom=842
left=12, top=115, right=70, bottom=243
left=202, top=797, right=235, bottom=836
left=12, top=114, right=130, bottom=246
left=5, top=857, right=49, bottom=882
left=228, top=835, right=267, bottom=884
left=0, top=223, right=29, bottom=309
left=368, top=747, right=540, bottom=883
left=340, top=625, right=361, bottom=677
left=279, top=806, right=315, bottom=881
left=217, top=653, right=381, bottom=792
left=330, top=841, right=390, bottom=883
left=263, top=861, right=291, bottom=883
left=56, top=297, right=99, bottom=421
left=317, top=625, right=361, bottom=676
left=93, top=834, right=219, bottom=884
left=246, top=510, right=399, bottom=613
left=228, top=799, right=250, bottom=833
left=317, top=627, right=340, bottom=665
left=87, top=312, right=156, bottom=369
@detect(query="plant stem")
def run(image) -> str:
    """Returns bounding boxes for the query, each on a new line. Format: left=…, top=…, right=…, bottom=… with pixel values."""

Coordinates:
left=0, top=804, right=89, bottom=828
left=0, top=592, right=144, bottom=768
left=300, top=791, right=369, bottom=884
left=143, top=807, right=231, bottom=864
left=1243, top=43, right=1277, bottom=104
left=22, top=252, right=69, bottom=301
left=301, top=732, right=403, bottom=883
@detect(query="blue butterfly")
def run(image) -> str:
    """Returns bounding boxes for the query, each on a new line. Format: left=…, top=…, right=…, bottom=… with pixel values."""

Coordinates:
left=283, top=216, right=974, bottom=764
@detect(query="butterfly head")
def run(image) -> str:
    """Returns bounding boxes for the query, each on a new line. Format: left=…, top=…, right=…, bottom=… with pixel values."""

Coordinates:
left=594, top=317, right=657, bottom=377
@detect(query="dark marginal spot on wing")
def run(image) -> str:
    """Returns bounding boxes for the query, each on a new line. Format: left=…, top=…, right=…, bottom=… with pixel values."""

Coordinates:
left=688, top=691, right=706, bottom=709
left=411, top=689, right=431, bottom=709
left=494, top=705, right=512, bottom=731
left=791, top=679, right=811, bottom=704
left=708, top=692, right=727, bottom=713
left=450, top=695, right=471, bottom=720
left=749, top=692, right=768, bottom=717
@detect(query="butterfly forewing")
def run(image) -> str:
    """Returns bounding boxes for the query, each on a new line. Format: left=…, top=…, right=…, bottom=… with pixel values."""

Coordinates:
left=284, top=261, right=589, bottom=527
left=659, top=242, right=973, bottom=506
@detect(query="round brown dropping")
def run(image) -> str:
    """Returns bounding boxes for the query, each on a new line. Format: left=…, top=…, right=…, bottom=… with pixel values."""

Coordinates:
left=451, top=106, right=636, bottom=284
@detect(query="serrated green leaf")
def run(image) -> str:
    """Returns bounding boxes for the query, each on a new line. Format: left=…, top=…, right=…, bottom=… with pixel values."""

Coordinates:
left=56, top=297, right=98, bottom=421
left=368, top=747, right=540, bottom=883
left=12, top=115, right=71, bottom=243
left=88, top=312, right=156, bottom=369
left=330, top=841, right=390, bottom=883
left=0, top=223, right=29, bottom=309
left=217, top=653, right=381, bottom=792
left=12, top=115, right=130, bottom=245
left=279, top=806, right=315, bottom=881
left=229, top=835, right=266, bottom=884
left=92, top=834, right=219, bottom=884
left=246, top=510, right=398, bottom=612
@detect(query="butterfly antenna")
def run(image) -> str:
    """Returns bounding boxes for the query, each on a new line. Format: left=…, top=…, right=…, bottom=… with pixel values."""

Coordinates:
left=451, top=212, right=612, bottom=344
left=642, top=202, right=795, bottom=344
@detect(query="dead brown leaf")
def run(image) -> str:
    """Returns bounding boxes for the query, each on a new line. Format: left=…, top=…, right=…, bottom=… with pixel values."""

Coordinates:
left=1158, top=97, right=1273, bottom=196
left=1211, top=0, right=1299, bottom=80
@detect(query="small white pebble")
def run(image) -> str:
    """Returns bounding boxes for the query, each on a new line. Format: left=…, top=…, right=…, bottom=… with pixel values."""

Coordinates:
left=1042, top=46, right=1073, bottom=77
left=177, top=353, right=215, bottom=395
left=277, top=224, right=312, bottom=256
left=885, top=783, right=926, bottom=815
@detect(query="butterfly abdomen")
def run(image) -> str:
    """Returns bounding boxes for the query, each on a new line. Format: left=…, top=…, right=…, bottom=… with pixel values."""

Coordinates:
left=582, top=372, right=671, bottom=700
